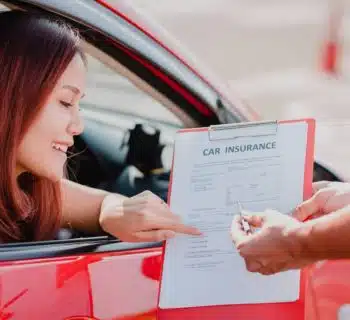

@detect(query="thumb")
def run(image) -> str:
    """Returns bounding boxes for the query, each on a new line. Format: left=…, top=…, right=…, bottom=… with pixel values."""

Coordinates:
left=243, top=209, right=281, bottom=226
left=240, top=207, right=271, bottom=227
left=243, top=214, right=264, bottom=227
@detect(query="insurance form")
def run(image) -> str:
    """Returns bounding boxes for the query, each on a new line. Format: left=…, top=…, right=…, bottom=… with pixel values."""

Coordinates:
left=159, top=120, right=314, bottom=309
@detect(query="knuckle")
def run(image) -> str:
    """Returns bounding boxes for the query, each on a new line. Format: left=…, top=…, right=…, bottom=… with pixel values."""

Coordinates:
left=141, top=190, right=153, bottom=196
left=146, top=190, right=157, bottom=199
left=150, top=192, right=160, bottom=200
left=145, top=193, right=158, bottom=205
left=138, top=190, right=154, bottom=202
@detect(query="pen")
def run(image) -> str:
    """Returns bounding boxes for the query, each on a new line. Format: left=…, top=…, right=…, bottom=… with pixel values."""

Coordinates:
left=237, top=201, right=252, bottom=235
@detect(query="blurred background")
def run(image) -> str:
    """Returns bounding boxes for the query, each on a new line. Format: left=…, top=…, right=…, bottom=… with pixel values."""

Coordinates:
left=125, top=0, right=350, bottom=121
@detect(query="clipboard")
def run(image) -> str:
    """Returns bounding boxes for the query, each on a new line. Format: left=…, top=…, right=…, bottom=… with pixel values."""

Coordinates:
left=157, top=118, right=315, bottom=320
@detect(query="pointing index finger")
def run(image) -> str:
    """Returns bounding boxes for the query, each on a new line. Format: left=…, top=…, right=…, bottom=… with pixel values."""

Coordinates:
left=150, top=216, right=202, bottom=236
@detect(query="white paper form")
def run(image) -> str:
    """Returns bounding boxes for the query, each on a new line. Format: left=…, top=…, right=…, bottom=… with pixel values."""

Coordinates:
left=159, top=122, right=308, bottom=309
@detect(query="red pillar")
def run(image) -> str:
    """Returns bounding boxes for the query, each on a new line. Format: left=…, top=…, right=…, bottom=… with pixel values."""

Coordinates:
left=321, top=0, right=344, bottom=75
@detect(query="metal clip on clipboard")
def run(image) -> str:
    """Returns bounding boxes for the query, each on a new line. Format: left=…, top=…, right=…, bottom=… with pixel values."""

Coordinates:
left=208, top=120, right=278, bottom=141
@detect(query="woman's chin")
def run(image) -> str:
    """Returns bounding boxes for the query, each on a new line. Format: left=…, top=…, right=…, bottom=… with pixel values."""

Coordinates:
left=39, top=166, right=65, bottom=182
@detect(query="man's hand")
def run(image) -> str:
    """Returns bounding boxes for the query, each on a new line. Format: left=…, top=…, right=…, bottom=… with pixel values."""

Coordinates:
left=231, top=210, right=314, bottom=275
left=99, top=191, right=201, bottom=242
left=293, top=181, right=350, bottom=222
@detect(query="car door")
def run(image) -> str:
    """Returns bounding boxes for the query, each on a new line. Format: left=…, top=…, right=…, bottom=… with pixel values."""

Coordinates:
left=0, top=239, right=164, bottom=320
left=0, top=1, right=242, bottom=319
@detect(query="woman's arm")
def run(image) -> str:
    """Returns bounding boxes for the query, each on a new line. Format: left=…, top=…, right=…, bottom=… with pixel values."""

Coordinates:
left=60, top=179, right=126, bottom=234
left=60, top=179, right=201, bottom=241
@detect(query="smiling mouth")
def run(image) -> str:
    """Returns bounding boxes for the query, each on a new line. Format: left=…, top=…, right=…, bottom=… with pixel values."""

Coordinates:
left=52, top=143, right=68, bottom=154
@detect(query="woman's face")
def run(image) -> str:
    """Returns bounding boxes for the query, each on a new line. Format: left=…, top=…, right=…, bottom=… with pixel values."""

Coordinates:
left=16, top=54, right=87, bottom=181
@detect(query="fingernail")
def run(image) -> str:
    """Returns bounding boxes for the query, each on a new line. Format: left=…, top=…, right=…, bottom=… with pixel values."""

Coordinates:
left=192, top=228, right=202, bottom=235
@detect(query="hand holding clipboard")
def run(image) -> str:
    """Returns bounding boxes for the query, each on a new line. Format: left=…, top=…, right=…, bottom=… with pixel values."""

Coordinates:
left=293, top=181, right=350, bottom=221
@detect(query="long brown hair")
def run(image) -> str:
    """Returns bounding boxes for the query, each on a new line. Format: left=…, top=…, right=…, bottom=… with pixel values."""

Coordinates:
left=0, top=11, right=85, bottom=242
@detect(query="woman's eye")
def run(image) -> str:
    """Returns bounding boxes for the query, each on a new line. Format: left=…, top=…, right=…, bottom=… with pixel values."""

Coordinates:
left=60, top=101, right=73, bottom=108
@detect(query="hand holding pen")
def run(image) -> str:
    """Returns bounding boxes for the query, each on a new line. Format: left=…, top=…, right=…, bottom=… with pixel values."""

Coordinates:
left=230, top=206, right=307, bottom=275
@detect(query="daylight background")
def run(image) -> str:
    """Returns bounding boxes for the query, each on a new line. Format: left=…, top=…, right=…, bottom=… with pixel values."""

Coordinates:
left=126, top=0, right=350, bottom=122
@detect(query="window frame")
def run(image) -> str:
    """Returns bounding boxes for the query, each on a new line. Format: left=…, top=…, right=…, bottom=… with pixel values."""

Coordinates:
left=0, top=236, right=162, bottom=261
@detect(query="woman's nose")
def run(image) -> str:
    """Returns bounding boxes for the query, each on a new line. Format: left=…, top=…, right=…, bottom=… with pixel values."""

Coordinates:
left=68, top=110, right=84, bottom=136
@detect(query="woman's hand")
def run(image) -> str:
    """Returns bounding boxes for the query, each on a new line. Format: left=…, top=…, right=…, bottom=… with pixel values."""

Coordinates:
left=230, top=210, right=314, bottom=275
left=293, top=181, right=350, bottom=222
left=99, top=191, right=201, bottom=242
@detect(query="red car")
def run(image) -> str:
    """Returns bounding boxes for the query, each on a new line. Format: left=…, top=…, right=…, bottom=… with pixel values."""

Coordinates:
left=0, top=1, right=348, bottom=319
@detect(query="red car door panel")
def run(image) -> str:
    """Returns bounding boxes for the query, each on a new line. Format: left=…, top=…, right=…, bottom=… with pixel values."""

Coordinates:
left=0, top=244, right=162, bottom=320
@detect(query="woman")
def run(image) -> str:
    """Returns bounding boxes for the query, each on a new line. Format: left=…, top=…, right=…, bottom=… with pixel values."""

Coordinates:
left=0, top=10, right=200, bottom=243
left=231, top=181, right=350, bottom=275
